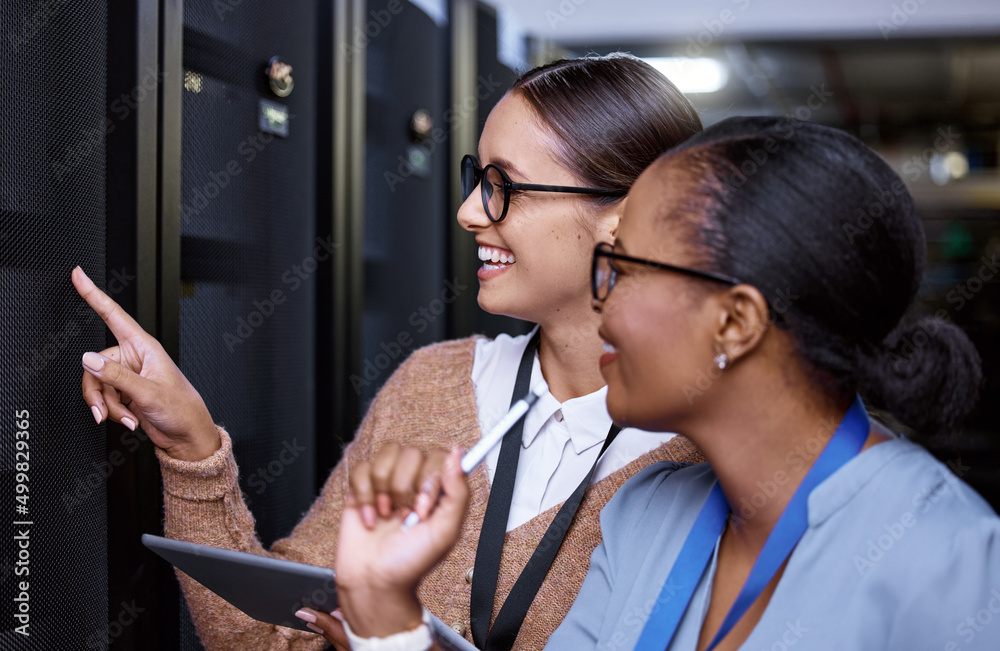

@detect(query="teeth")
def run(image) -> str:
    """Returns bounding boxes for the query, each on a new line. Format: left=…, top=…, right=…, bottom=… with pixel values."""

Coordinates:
left=478, top=246, right=515, bottom=264
left=603, top=342, right=616, bottom=353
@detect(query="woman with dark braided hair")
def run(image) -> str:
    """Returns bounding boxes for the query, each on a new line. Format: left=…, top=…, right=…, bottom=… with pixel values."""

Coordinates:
left=334, top=117, right=997, bottom=651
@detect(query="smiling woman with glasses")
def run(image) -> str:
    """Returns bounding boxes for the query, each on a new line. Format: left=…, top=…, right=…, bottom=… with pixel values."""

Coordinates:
left=73, top=53, right=706, bottom=651
left=330, top=56, right=705, bottom=650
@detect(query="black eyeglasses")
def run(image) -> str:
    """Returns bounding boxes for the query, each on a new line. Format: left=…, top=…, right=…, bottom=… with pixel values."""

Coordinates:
left=591, top=242, right=743, bottom=301
left=461, top=155, right=626, bottom=223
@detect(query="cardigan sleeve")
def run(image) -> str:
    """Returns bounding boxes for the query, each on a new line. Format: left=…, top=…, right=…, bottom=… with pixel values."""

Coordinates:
left=156, top=348, right=425, bottom=650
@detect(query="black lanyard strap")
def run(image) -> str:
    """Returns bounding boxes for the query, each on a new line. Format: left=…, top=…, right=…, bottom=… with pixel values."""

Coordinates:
left=470, top=330, right=621, bottom=650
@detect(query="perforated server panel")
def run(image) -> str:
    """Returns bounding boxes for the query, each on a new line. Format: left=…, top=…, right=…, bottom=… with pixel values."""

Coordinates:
left=1, top=1, right=109, bottom=649
left=176, top=2, right=321, bottom=648
left=360, top=0, right=451, bottom=408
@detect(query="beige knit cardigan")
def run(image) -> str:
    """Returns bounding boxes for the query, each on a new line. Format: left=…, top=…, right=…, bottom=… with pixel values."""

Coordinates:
left=156, top=337, right=704, bottom=650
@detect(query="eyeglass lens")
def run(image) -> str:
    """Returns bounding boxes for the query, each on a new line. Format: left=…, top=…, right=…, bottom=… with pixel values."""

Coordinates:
left=483, top=166, right=506, bottom=221
left=461, top=157, right=480, bottom=200
left=593, top=250, right=614, bottom=300
left=461, top=157, right=504, bottom=221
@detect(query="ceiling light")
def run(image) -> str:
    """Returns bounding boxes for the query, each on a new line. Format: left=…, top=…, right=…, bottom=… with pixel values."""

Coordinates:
left=643, top=57, right=729, bottom=94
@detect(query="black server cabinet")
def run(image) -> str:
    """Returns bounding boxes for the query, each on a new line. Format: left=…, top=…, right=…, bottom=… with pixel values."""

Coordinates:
left=3, top=0, right=489, bottom=647
left=1, top=1, right=109, bottom=649
left=175, top=1, right=325, bottom=648
left=358, top=0, right=530, bottom=407
left=358, top=0, right=452, bottom=408
left=178, top=1, right=319, bottom=548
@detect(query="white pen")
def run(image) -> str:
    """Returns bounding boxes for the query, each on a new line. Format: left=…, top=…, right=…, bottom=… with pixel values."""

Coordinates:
left=401, top=380, right=549, bottom=530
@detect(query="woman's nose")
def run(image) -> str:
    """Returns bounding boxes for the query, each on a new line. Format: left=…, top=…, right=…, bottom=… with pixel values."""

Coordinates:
left=457, top=186, right=491, bottom=232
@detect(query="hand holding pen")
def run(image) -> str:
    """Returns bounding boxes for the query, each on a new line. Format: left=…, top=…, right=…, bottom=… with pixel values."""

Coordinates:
left=346, top=381, right=549, bottom=530
left=334, top=381, right=548, bottom=640
left=402, top=380, right=549, bottom=529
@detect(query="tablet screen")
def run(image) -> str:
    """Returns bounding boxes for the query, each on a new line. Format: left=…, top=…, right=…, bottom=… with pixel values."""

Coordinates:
left=143, top=534, right=337, bottom=632
left=144, top=533, right=478, bottom=649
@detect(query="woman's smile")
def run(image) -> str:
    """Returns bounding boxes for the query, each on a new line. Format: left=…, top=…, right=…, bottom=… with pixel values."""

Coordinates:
left=477, top=244, right=516, bottom=279
left=599, top=340, right=618, bottom=369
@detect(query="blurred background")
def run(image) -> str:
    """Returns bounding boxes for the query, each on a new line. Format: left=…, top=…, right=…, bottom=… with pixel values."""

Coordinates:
left=1, top=0, right=998, bottom=648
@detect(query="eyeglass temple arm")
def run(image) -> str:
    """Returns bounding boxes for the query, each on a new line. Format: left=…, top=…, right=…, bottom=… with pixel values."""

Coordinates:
left=598, top=247, right=744, bottom=287
left=510, top=182, right=626, bottom=197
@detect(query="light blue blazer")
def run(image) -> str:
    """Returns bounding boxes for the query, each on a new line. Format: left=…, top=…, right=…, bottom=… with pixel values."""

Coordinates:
left=549, top=437, right=1000, bottom=650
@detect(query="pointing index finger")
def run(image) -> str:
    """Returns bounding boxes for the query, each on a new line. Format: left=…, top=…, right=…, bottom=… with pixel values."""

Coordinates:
left=71, top=266, right=143, bottom=341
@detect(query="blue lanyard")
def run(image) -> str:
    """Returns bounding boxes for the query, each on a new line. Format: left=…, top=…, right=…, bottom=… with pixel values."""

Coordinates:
left=634, top=396, right=870, bottom=651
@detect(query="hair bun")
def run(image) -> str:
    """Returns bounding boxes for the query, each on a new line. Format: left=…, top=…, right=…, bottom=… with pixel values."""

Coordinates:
left=861, top=315, right=982, bottom=435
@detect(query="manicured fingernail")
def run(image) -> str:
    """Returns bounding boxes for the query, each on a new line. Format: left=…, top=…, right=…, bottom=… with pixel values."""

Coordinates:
left=306, top=622, right=324, bottom=634
left=361, top=504, right=376, bottom=529
left=91, top=405, right=102, bottom=424
left=330, top=610, right=344, bottom=621
left=82, top=352, right=105, bottom=373
left=415, top=492, right=431, bottom=513
left=295, top=608, right=317, bottom=624
left=416, top=493, right=435, bottom=519
left=74, top=266, right=95, bottom=288
left=377, top=493, right=392, bottom=517
left=446, top=447, right=461, bottom=473
left=121, top=416, right=137, bottom=431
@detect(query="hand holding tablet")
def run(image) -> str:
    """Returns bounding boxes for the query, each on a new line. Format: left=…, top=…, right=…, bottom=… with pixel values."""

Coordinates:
left=143, top=379, right=549, bottom=645
left=142, top=534, right=338, bottom=632
left=142, top=534, right=475, bottom=649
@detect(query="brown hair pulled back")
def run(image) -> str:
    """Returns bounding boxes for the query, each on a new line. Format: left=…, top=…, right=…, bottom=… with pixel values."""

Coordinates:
left=511, top=53, right=703, bottom=204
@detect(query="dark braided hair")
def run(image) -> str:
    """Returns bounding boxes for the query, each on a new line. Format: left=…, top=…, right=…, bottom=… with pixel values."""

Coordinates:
left=661, top=116, right=981, bottom=435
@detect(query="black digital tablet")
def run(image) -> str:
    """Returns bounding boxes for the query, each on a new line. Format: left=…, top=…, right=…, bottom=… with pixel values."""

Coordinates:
left=142, top=534, right=476, bottom=649
left=142, top=534, right=337, bottom=632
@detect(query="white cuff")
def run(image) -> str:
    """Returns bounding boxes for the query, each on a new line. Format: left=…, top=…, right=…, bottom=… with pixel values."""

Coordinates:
left=342, top=607, right=434, bottom=651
